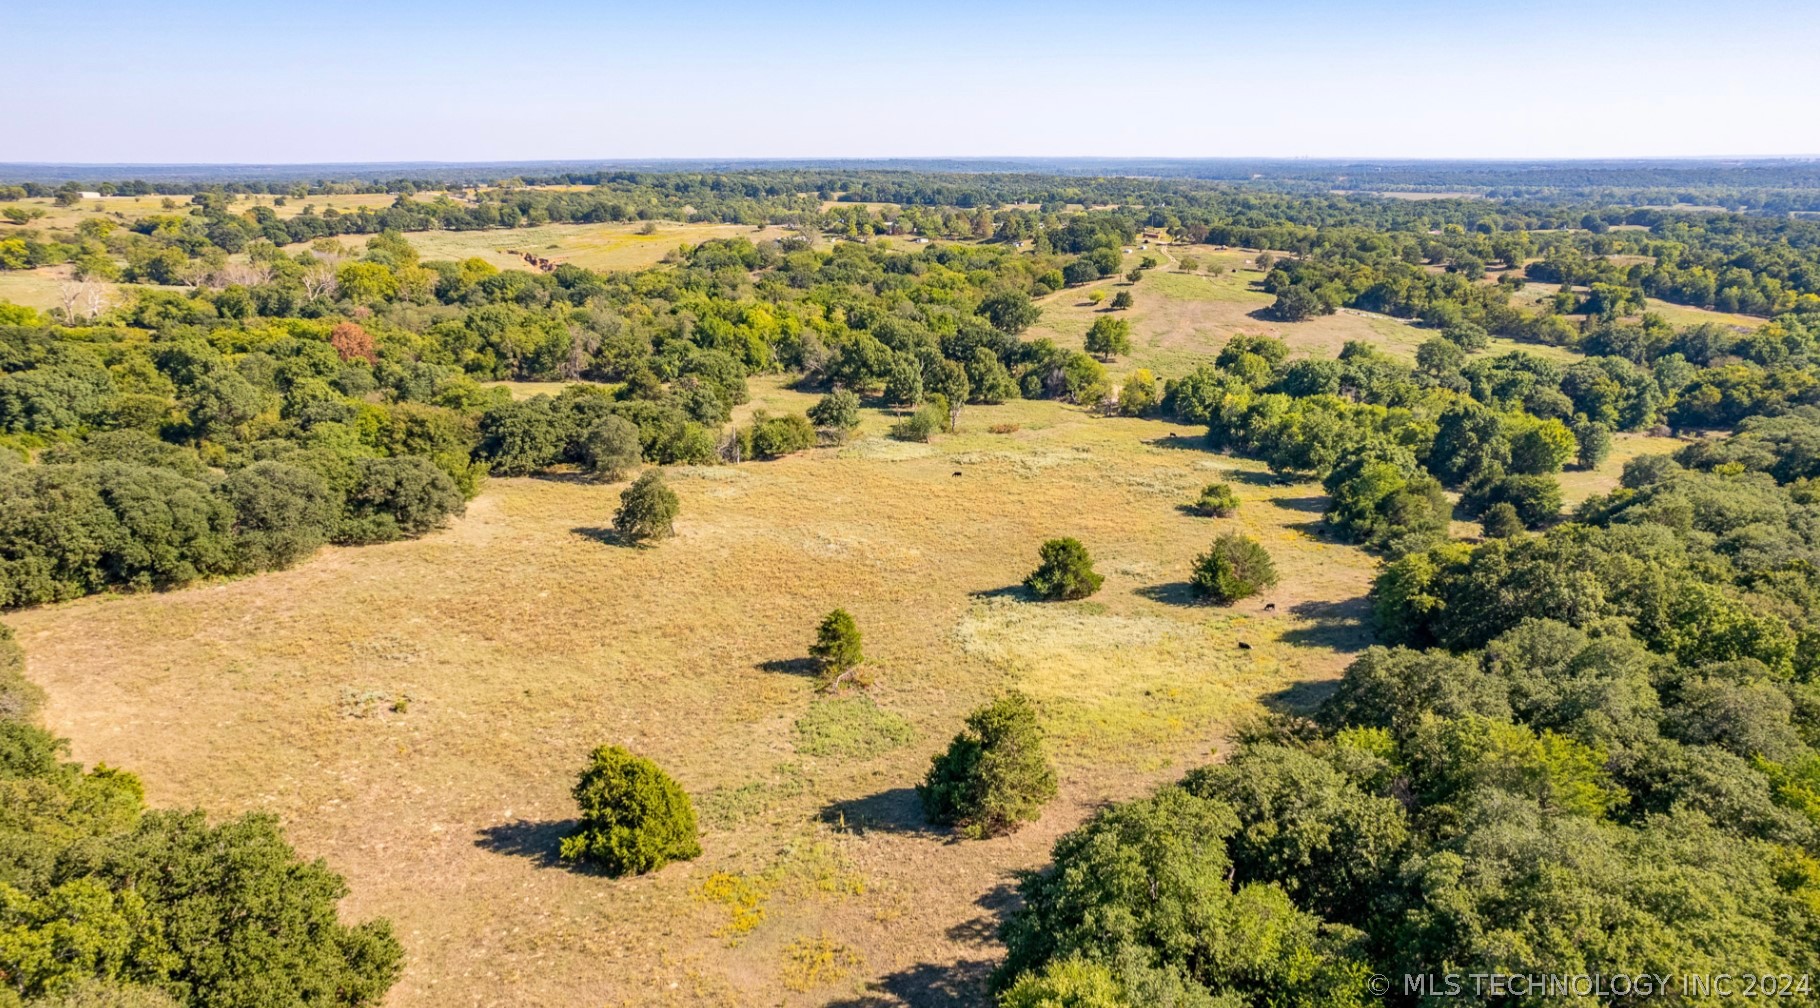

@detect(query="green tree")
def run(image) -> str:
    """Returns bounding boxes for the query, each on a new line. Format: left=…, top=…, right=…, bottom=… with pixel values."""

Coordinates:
left=808, top=388, right=861, bottom=441
left=997, top=786, right=1367, bottom=1004
left=976, top=290, right=1041, bottom=335
left=579, top=415, right=642, bottom=481
left=1109, top=290, right=1133, bottom=310
left=965, top=348, right=1018, bottom=404
left=919, top=692, right=1057, bottom=838
left=1271, top=285, right=1323, bottom=321
left=1481, top=501, right=1524, bottom=538
left=882, top=353, right=923, bottom=407
left=613, top=471, right=678, bottom=543
left=1118, top=368, right=1158, bottom=416
left=219, top=461, right=339, bottom=572
left=559, top=746, right=701, bottom=875
left=1575, top=419, right=1613, bottom=470
left=810, top=608, right=865, bottom=687
left=1024, top=538, right=1104, bottom=600
left=1083, top=318, right=1132, bottom=360
left=1190, top=533, right=1278, bottom=604
left=1509, top=418, right=1578, bottom=474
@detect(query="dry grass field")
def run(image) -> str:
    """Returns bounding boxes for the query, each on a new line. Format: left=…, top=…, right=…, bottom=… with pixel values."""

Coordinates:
left=11, top=381, right=1394, bottom=1008
left=1030, top=248, right=1589, bottom=379
left=287, top=220, right=794, bottom=273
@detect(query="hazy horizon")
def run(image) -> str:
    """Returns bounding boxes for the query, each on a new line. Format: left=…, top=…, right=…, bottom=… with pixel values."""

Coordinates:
left=12, top=0, right=1820, bottom=163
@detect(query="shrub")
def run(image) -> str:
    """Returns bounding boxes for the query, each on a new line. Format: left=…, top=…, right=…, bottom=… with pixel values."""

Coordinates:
left=889, top=405, right=942, bottom=442
left=579, top=415, right=642, bottom=481
left=749, top=411, right=816, bottom=459
left=560, top=745, right=701, bottom=875
left=1190, top=533, right=1278, bottom=604
left=810, top=608, right=865, bottom=687
left=807, top=388, right=861, bottom=441
left=919, top=692, right=1057, bottom=838
left=1109, top=290, right=1133, bottom=310
left=218, top=460, right=340, bottom=572
left=1189, top=482, right=1240, bottom=517
left=1024, top=538, right=1104, bottom=601
left=337, top=456, right=465, bottom=544
left=613, top=471, right=678, bottom=543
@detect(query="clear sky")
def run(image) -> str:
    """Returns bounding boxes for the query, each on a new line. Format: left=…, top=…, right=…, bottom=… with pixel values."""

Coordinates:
left=8, top=0, right=1819, bottom=163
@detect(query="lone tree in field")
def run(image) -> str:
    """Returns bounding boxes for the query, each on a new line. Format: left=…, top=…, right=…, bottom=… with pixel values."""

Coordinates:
left=1024, top=538, right=1103, bottom=601
left=1189, top=482, right=1240, bottom=517
left=810, top=608, right=866, bottom=688
left=580, top=415, right=642, bottom=482
left=919, top=692, right=1057, bottom=838
left=1083, top=317, right=1132, bottom=360
left=613, top=471, right=678, bottom=543
left=560, top=745, right=701, bottom=876
left=1190, top=532, right=1278, bottom=604
left=1109, top=290, right=1134, bottom=310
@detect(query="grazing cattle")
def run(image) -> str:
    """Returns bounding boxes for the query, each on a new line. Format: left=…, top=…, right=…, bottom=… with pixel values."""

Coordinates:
left=952, top=471, right=963, bottom=477
left=1237, top=641, right=1252, bottom=650
left=1264, top=602, right=1276, bottom=612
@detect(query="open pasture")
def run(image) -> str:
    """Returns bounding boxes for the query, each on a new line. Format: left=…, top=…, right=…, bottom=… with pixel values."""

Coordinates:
left=10, top=384, right=1382, bottom=1007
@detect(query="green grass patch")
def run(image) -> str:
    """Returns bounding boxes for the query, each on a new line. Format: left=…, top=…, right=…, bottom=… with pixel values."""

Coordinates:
left=791, top=696, right=915, bottom=759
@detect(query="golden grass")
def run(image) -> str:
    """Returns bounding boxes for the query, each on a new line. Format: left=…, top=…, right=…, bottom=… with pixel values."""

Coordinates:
left=9, top=380, right=1380, bottom=1007
left=305, top=221, right=794, bottom=273
left=1033, top=246, right=1446, bottom=380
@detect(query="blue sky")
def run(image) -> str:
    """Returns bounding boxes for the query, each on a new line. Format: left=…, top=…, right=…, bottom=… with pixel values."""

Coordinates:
left=8, top=0, right=1819, bottom=163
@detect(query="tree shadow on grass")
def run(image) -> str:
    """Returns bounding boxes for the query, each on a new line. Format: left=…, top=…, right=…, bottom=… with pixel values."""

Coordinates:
left=1134, top=581, right=1205, bottom=607
left=473, top=818, right=597, bottom=874
left=1258, top=677, right=1341, bottom=716
left=944, top=881, right=1020, bottom=946
left=1145, top=431, right=1213, bottom=451
left=1278, top=597, right=1373, bottom=653
left=821, top=787, right=945, bottom=838
left=530, top=471, right=605, bottom=486
left=1273, top=494, right=1328, bottom=513
left=570, top=525, right=629, bottom=547
left=825, top=959, right=997, bottom=1008
left=1224, top=468, right=1287, bottom=487
left=756, top=656, right=820, bottom=677
left=970, top=584, right=1034, bottom=602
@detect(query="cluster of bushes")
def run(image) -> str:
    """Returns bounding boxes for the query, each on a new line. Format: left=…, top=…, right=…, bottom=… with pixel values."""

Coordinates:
left=0, top=443, right=464, bottom=608
left=0, top=624, right=402, bottom=1005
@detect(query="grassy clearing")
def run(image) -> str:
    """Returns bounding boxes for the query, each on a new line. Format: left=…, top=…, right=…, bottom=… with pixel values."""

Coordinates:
left=10, top=378, right=1383, bottom=1007
left=301, top=221, right=794, bottom=273
left=1031, top=246, right=1575, bottom=381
